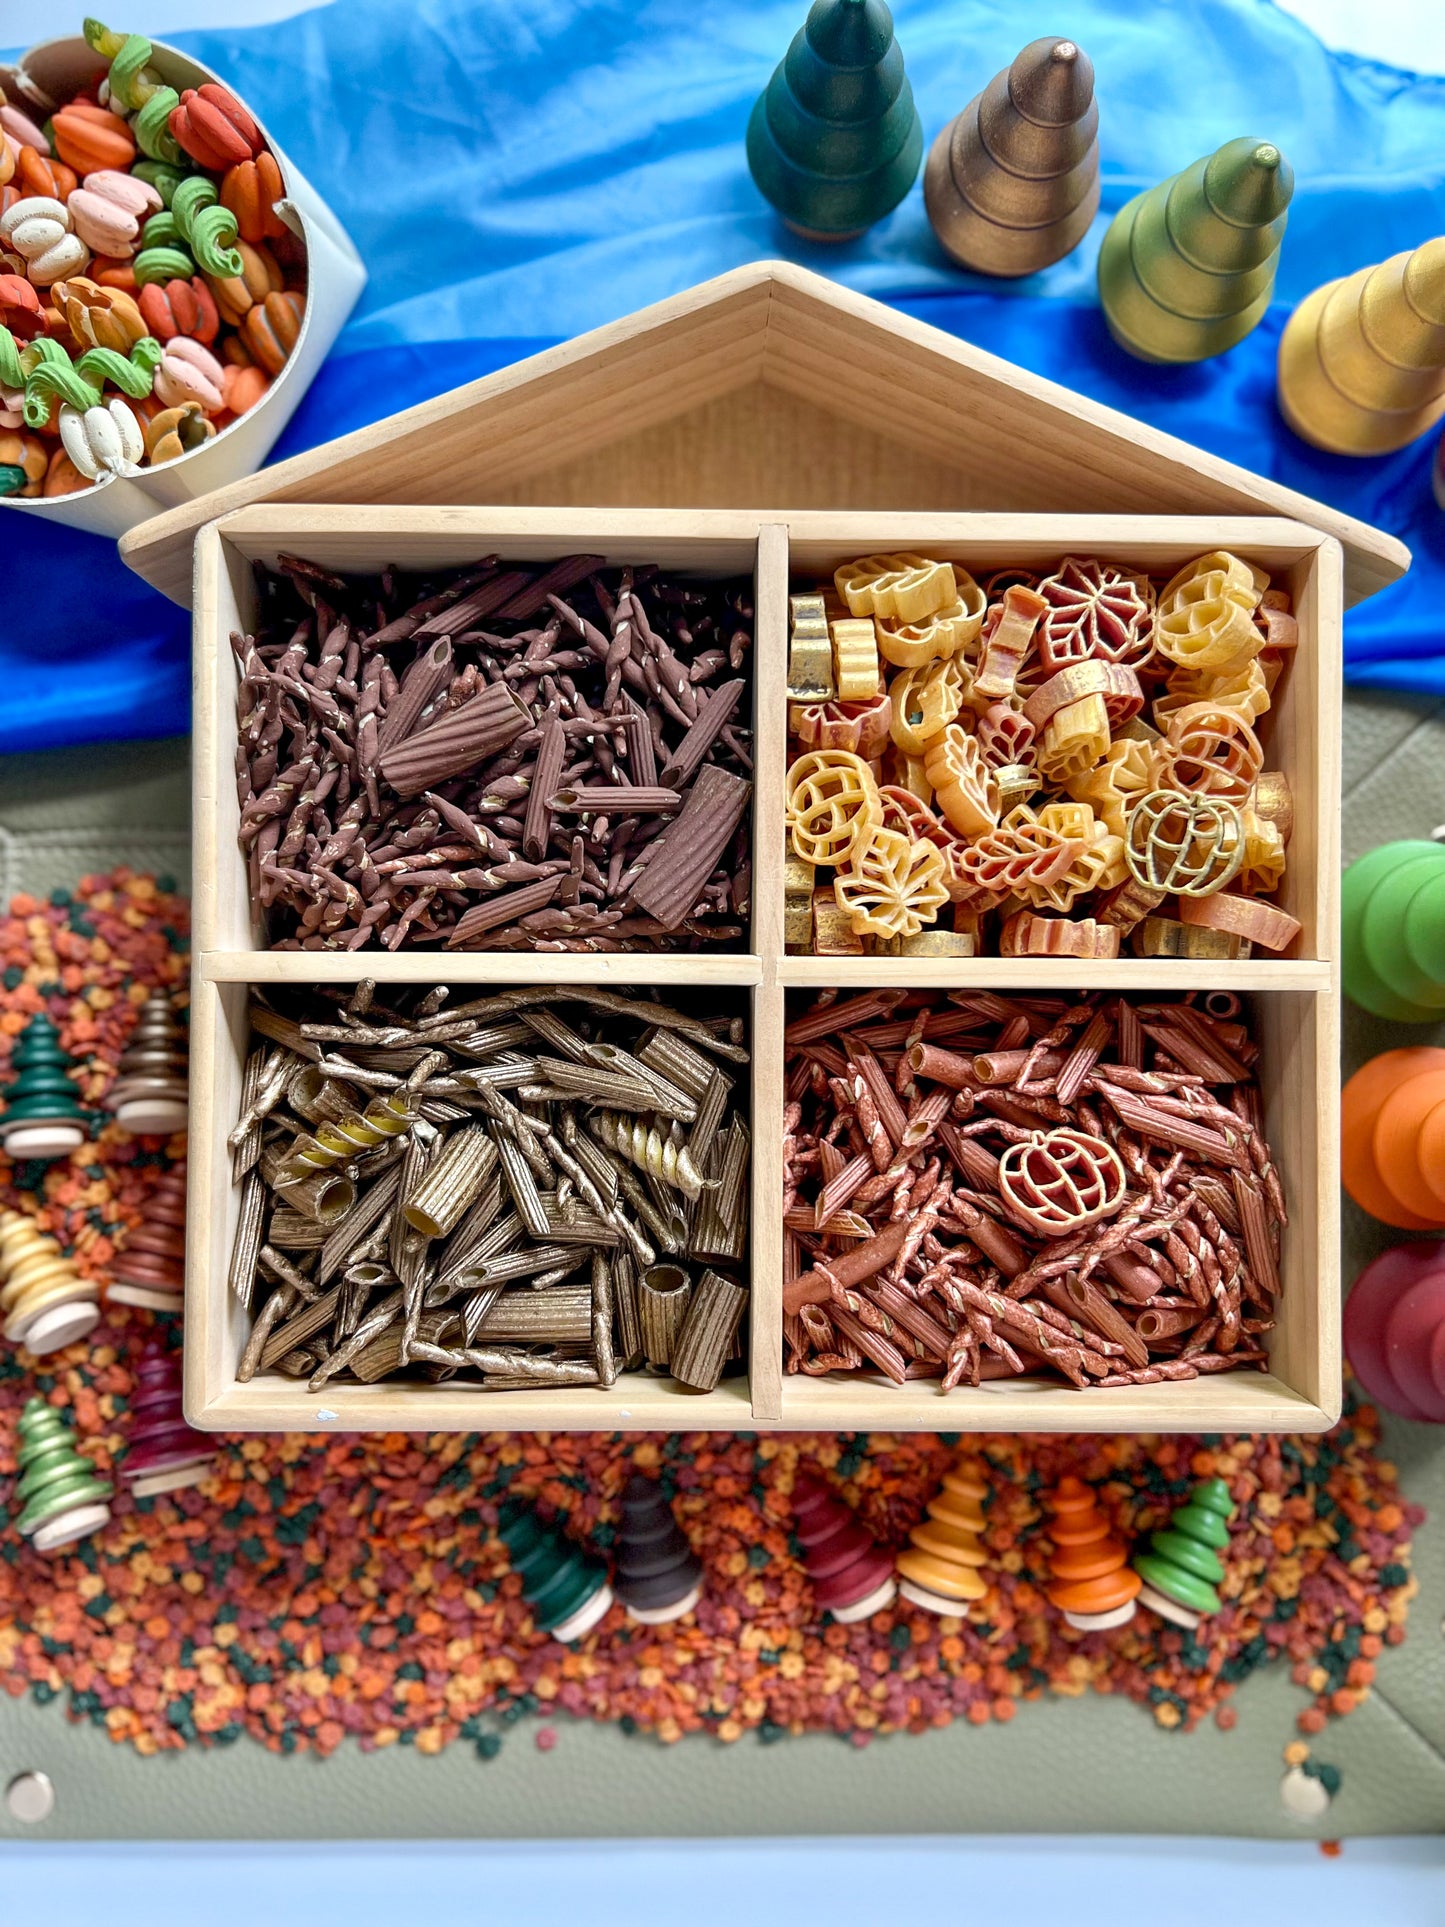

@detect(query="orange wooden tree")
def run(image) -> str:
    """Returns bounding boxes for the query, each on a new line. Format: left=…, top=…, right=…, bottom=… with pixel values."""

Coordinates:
left=1043, top=1474, right=1140, bottom=1630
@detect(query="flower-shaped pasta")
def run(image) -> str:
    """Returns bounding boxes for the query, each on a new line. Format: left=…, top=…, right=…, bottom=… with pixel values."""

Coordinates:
left=834, top=826, right=950, bottom=940
left=1038, top=555, right=1156, bottom=671
left=787, top=750, right=881, bottom=869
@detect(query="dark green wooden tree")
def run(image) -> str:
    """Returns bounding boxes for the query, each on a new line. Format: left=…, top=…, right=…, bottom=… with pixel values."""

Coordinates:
left=1, top=1013, right=88, bottom=1160
left=497, top=1498, right=613, bottom=1643
left=747, top=0, right=923, bottom=241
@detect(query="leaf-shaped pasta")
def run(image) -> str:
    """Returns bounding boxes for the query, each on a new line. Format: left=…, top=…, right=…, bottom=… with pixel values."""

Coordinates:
left=833, top=826, right=950, bottom=940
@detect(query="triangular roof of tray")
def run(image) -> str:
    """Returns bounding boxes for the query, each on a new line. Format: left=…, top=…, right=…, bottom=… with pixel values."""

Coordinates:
left=120, top=258, right=1409, bottom=608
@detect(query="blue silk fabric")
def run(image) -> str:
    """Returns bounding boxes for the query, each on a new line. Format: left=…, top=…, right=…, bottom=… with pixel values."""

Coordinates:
left=3, top=0, right=1444, bottom=750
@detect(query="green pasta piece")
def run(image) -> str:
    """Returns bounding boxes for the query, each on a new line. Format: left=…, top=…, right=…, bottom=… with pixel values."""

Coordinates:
left=23, top=339, right=99, bottom=426
left=141, top=209, right=182, bottom=249
left=172, top=175, right=243, bottom=278
left=76, top=337, right=163, bottom=399
left=133, top=85, right=183, bottom=164
left=132, top=160, right=188, bottom=207
left=134, top=245, right=194, bottom=286
left=0, top=326, right=34, bottom=393
left=105, top=31, right=160, bottom=111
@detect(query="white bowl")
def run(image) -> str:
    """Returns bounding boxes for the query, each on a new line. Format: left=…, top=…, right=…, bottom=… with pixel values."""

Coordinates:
left=0, top=33, right=366, bottom=536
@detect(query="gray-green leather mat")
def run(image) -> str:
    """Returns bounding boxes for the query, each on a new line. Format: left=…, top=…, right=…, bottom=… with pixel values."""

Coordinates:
left=0, top=702, right=1440, bottom=1840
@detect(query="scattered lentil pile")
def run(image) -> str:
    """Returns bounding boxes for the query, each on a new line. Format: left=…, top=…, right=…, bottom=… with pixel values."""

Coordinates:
left=0, top=872, right=1422, bottom=1761
left=0, top=868, right=190, bottom=1251
left=0, top=1380, right=1420, bottom=1757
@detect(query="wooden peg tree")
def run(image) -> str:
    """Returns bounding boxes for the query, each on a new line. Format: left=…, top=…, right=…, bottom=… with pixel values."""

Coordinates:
left=122, top=1338, right=215, bottom=1497
left=613, top=1472, right=704, bottom=1624
left=1043, top=1474, right=1140, bottom=1630
left=1132, top=1477, right=1235, bottom=1628
left=895, top=1455, right=991, bottom=1614
left=109, top=989, right=189, bottom=1136
left=925, top=37, right=1099, bottom=278
left=792, top=1467, right=897, bottom=1621
left=13, top=1396, right=113, bottom=1553
left=1279, top=238, right=1445, bottom=455
left=497, top=1498, right=613, bottom=1644
left=0, top=1207, right=100, bottom=1355
left=747, top=0, right=923, bottom=241
left=1343, top=839, right=1445, bottom=1023
left=1, top=1013, right=88, bottom=1161
left=1098, top=137, right=1293, bottom=363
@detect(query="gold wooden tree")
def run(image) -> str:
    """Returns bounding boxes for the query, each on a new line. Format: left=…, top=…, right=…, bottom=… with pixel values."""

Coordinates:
left=1278, top=238, right=1445, bottom=455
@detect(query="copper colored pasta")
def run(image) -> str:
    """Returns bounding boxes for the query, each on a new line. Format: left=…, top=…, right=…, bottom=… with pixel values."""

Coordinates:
left=783, top=989, right=1284, bottom=1395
